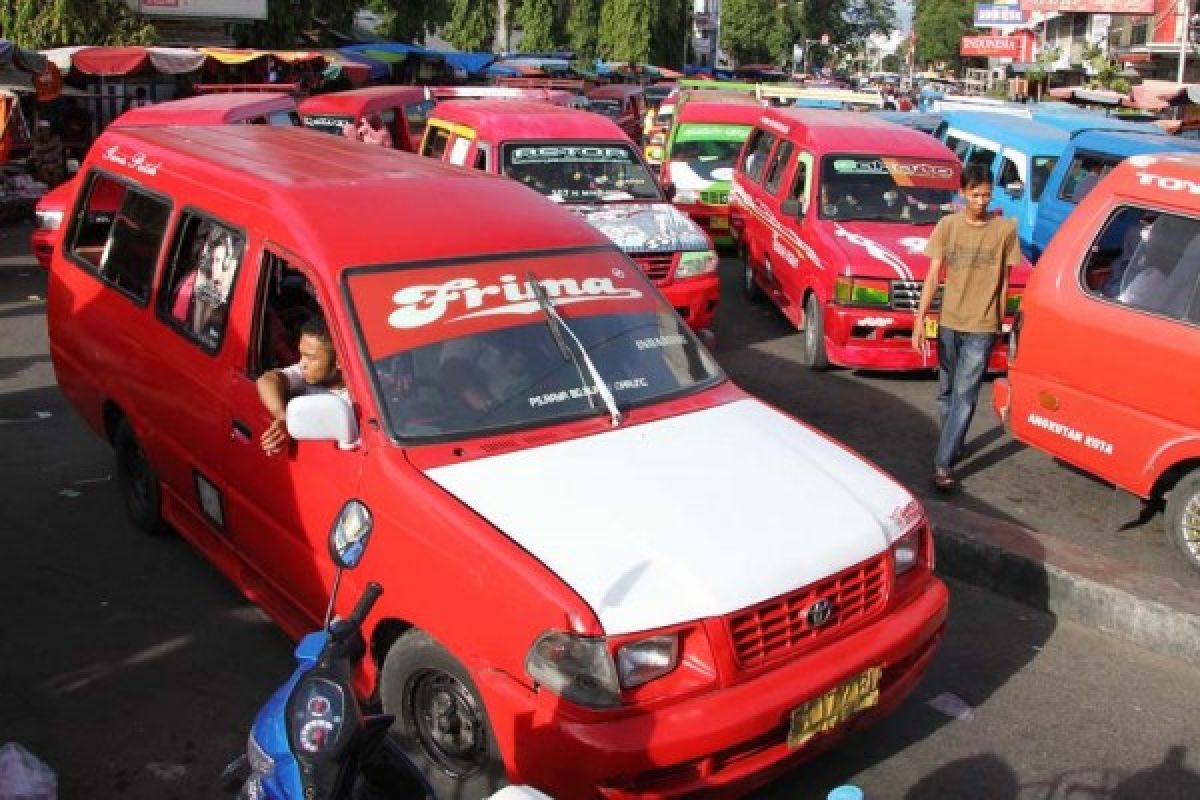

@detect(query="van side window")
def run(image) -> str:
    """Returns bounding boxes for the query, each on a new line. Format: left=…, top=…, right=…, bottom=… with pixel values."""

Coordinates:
left=473, top=142, right=490, bottom=171
left=68, top=172, right=170, bottom=305
left=741, top=129, right=777, bottom=184
left=998, top=157, right=1021, bottom=190
left=1082, top=207, right=1200, bottom=323
left=406, top=99, right=435, bottom=141
left=448, top=136, right=472, bottom=166
left=159, top=212, right=245, bottom=351
left=788, top=158, right=809, bottom=211
left=763, top=140, right=795, bottom=195
left=945, top=135, right=970, bottom=161
left=251, top=252, right=320, bottom=377
left=1061, top=154, right=1119, bottom=203
left=422, top=126, right=452, bottom=160
left=1030, top=156, right=1057, bottom=201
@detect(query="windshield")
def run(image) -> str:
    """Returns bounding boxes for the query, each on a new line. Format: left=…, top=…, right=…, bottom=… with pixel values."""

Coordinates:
left=502, top=142, right=662, bottom=203
left=346, top=249, right=722, bottom=442
left=819, top=154, right=959, bottom=224
left=302, top=113, right=355, bottom=136
left=588, top=98, right=623, bottom=117
left=668, top=124, right=751, bottom=184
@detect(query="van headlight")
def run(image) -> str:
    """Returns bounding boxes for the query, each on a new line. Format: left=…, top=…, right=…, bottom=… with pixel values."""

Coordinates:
left=893, top=526, right=922, bottom=576
left=525, top=631, right=620, bottom=708
left=676, top=250, right=718, bottom=278
left=616, top=635, right=679, bottom=688
left=35, top=210, right=63, bottom=230
left=673, top=188, right=700, bottom=204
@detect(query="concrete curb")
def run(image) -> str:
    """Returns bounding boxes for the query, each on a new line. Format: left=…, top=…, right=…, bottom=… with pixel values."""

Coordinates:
left=925, top=500, right=1200, bottom=667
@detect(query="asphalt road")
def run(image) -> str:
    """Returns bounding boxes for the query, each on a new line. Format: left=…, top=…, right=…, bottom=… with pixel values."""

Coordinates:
left=1, top=225, right=1197, bottom=799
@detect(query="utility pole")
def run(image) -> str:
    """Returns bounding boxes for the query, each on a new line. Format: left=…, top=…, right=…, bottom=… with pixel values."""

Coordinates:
left=1180, top=0, right=1189, bottom=83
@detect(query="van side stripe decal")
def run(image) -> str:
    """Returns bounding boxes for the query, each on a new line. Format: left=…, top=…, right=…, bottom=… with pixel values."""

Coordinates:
left=833, top=224, right=913, bottom=281
left=730, top=183, right=825, bottom=270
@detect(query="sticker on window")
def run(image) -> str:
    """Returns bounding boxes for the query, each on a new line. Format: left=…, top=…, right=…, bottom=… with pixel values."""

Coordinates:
left=510, top=146, right=634, bottom=164
left=830, top=157, right=957, bottom=187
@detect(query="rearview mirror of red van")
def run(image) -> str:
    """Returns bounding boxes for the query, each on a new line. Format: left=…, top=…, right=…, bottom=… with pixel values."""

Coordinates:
left=286, top=394, right=360, bottom=450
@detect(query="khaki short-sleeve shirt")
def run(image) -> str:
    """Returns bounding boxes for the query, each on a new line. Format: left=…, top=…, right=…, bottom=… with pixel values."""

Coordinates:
left=924, top=213, right=1020, bottom=333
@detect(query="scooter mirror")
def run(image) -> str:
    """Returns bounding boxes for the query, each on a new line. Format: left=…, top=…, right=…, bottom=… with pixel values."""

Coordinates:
left=329, top=500, right=373, bottom=570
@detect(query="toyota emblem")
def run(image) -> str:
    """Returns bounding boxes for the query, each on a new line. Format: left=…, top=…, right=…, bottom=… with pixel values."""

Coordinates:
left=807, top=598, right=834, bottom=628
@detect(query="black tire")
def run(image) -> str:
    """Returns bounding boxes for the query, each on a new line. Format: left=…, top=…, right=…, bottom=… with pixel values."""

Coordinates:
left=742, top=246, right=763, bottom=302
left=802, top=293, right=830, bottom=370
left=380, top=630, right=507, bottom=799
left=113, top=420, right=166, bottom=535
left=1165, top=470, right=1200, bottom=573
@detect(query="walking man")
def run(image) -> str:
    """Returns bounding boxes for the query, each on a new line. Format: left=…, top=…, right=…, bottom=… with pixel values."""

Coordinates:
left=912, top=164, right=1020, bottom=490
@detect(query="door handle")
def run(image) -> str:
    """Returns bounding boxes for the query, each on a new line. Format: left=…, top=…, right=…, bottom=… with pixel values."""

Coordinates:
left=232, top=419, right=253, bottom=442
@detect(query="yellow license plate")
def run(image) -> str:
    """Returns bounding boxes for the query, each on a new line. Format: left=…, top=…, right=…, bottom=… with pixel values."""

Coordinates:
left=710, top=216, right=729, bottom=230
left=787, top=666, right=882, bottom=749
left=924, top=317, right=939, bottom=339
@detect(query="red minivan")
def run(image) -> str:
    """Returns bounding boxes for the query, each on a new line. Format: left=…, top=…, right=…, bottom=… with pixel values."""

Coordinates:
left=32, top=92, right=299, bottom=269
left=421, top=99, right=722, bottom=338
left=48, top=123, right=946, bottom=798
left=297, top=86, right=435, bottom=151
left=994, top=154, right=1200, bottom=571
left=731, top=108, right=1030, bottom=371
left=586, top=84, right=647, bottom=144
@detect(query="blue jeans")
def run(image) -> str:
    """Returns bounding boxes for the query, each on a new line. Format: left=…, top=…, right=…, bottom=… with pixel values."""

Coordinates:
left=935, top=328, right=996, bottom=470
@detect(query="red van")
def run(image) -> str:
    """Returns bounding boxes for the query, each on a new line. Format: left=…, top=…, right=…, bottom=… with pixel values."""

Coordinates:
left=31, top=91, right=299, bottom=269
left=422, top=99, right=721, bottom=338
left=730, top=109, right=1030, bottom=370
left=297, top=86, right=435, bottom=151
left=586, top=84, right=646, bottom=144
left=49, top=124, right=946, bottom=798
left=994, top=154, right=1200, bottom=571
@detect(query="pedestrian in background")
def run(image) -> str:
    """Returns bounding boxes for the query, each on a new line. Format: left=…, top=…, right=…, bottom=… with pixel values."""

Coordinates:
left=912, top=164, right=1020, bottom=491
left=29, top=119, right=65, bottom=186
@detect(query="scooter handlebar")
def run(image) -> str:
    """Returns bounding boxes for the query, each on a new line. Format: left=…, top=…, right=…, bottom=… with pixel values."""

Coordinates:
left=348, top=581, right=383, bottom=629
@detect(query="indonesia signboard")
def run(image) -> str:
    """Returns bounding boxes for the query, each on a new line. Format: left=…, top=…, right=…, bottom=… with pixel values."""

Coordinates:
left=1017, top=0, right=1153, bottom=13
left=960, top=36, right=1024, bottom=58
left=974, top=4, right=1029, bottom=26
left=126, top=0, right=268, bottom=19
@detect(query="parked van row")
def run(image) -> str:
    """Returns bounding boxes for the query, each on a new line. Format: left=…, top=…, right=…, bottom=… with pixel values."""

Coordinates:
left=48, top=122, right=947, bottom=797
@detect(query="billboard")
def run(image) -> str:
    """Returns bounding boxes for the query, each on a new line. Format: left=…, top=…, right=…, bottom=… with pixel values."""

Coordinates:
left=974, top=4, right=1029, bottom=26
left=1017, top=0, right=1154, bottom=12
left=960, top=36, right=1024, bottom=58
left=128, top=0, right=267, bottom=19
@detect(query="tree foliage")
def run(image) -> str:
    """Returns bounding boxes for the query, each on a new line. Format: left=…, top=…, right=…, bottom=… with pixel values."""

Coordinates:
left=0, top=0, right=158, bottom=48
left=566, top=0, right=600, bottom=62
left=517, top=0, right=557, bottom=53
left=913, top=0, right=976, bottom=72
left=597, top=0, right=653, bottom=63
left=235, top=0, right=365, bottom=48
left=648, top=0, right=689, bottom=68
left=366, top=0, right=449, bottom=45
left=441, top=0, right=494, bottom=51
left=720, top=0, right=775, bottom=65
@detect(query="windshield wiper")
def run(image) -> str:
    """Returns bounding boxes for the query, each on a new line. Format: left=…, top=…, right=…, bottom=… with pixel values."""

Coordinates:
left=526, top=271, right=623, bottom=427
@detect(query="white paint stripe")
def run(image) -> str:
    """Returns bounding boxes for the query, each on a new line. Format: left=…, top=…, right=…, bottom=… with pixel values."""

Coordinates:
left=832, top=224, right=914, bottom=281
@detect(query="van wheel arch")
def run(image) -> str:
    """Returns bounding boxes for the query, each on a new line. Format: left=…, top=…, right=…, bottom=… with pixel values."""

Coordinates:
left=103, top=400, right=127, bottom=444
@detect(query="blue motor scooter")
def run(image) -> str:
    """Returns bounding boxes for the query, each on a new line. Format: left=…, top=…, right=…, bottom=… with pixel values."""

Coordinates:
left=223, top=502, right=432, bottom=800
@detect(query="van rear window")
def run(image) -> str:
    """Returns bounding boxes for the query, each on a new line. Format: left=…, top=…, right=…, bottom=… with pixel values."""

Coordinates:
left=68, top=172, right=170, bottom=305
left=1081, top=207, right=1200, bottom=324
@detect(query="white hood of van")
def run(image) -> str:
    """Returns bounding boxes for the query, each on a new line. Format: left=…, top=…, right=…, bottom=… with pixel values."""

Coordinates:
left=424, top=398, right=916, bottom=635
left=569, top=202, right=710, bottom=253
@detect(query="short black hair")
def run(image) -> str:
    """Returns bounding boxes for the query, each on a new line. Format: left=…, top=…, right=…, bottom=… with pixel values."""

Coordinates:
left=961, top=164, right=992, bottom=190
left=300, top=315, right=332, bottom=347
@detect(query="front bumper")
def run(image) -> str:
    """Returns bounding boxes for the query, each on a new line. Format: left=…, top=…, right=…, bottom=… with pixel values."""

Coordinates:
left=824, top=306, right=1011, bottom=372
left=479, top=578, right=948, bottom=799
left=32, top=228, right=55, bottom=269
left=658, top=274, right=720, bottom=333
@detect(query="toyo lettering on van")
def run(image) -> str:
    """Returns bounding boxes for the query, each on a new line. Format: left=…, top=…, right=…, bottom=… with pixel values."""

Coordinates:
left=1026, top=412, right=1114, bottom=456
left=102, top=145, right=161, bottom=176
left=511, top=146, right=633, bottom=164
left=1135, top=171, right=1200, bottom=194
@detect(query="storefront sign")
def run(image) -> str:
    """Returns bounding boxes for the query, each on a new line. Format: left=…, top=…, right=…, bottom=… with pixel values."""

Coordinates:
left=974, top=4, right=1029, bottom=26
left=960, top=36, right=1024, bottom=58
left=127, top=0, right=267, bottom=19
left=1017, top=0, right=1154, bottom=13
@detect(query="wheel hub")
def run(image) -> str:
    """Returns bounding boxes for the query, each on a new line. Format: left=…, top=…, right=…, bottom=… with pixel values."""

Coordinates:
left=409, top=670, right=484, bottom=776
left=1182, top=494, right=1200, bottom=556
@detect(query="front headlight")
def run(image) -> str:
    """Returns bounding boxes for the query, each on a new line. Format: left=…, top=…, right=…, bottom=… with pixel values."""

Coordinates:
left=616, top=635, right=679, bottom=688
left=893, top=527, right=921, bottom=576
left=525, top=631, right=620, bottom=708
left=833, top=276, right=891, bottom=307
left=673, top=188, right=701, bottom=204
left=35, top=210, right=63, bottom=230
left=676, top=250, right=718, bottom=278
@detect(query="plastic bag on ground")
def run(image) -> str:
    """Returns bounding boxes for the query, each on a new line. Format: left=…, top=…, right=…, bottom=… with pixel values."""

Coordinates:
left=0, top=743, right=57, bottom=800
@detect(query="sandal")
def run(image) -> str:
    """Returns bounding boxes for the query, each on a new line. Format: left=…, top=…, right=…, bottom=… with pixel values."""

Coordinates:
left=933, top=468, right=958, bottom=491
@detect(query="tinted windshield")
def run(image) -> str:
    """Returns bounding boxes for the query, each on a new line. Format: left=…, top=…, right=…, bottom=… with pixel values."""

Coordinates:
left=588, top=98, right=623, bottom=117
left=302, top=113, right=355, bottom=136
left=669, top=124, right=751, bottom=183
left=819, top=154, right=959, bottom=224
left=346, top=249, right=722, bottom=442
left=502, top=142, right=662, bottom=202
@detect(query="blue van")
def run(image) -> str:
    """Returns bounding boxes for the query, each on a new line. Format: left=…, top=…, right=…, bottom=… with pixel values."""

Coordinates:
left=935, top=111, right=1067, bottom=258
left=1029, top=128, right=1200, bottom=261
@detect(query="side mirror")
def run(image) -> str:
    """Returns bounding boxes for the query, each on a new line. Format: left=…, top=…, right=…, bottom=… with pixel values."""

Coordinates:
left=329, top=500, right=373, bottom=570
left=287, top=393, right=359, bottom=451
left=781, top=198, right=804, bottom=218
left=661, top=181, right=677, bottom=201
left=1005, top=181, right=1023, bottom=198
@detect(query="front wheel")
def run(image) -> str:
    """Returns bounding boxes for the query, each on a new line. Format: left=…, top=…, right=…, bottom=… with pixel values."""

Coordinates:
left=742, top=246, right=763, bottom=302
left=380, top=630, right=507, bottom=799
left=1166, top=470, right=1200, bottom=572
left=114, top=420, right=166, bottom=535
left=802, top=293, right=830, bottom=370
